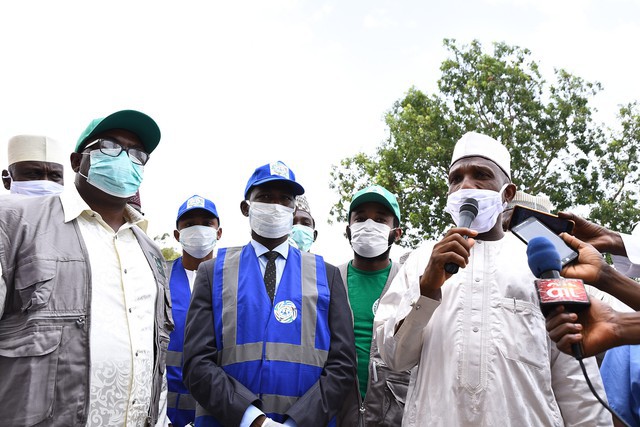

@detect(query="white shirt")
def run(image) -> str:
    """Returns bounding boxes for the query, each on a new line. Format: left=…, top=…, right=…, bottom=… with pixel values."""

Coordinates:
left=375, top=233, right=612, bottom=427
left=59, top=186, right=167, bottom=427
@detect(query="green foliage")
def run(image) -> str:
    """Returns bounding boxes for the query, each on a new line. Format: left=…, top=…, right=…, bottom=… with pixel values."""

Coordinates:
left=330, top=39, right=640, bottom=247
left=154, top=232, right=181, bottom=261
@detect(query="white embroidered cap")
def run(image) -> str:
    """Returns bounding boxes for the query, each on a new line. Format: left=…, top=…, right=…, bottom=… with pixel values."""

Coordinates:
left=450, top=132, right=511, bottom=179
left=8, top=135, right=66, bottom=166
left=507, top=191, right=554, bottom=213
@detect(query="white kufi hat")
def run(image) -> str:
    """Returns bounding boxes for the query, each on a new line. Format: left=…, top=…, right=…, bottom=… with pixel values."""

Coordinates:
left=450, top=132, right=511, bottom=179
left=7, top=135, right=66, bottom=166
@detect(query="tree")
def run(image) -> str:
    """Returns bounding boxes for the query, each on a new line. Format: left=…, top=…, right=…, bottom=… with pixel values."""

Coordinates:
left=330, top=39, right=640, bottom=248
left=154, top=232, right=181, bottom=261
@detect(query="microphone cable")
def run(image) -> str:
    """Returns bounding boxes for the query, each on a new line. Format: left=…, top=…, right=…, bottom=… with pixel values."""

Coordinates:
left=574, top=344, right=632, bottom=427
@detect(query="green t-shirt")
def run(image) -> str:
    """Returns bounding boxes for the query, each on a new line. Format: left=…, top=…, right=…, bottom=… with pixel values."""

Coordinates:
left=347, top=261, right=392, bottom=399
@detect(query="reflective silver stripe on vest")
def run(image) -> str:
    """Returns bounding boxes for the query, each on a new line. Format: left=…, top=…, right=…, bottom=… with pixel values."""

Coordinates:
left=167, top=391, right=197, bottom=410
left=166, top=350, right=182, bottom=367
left=219, top=249, right=328, bottom=367
left=220, top=342, right=328, bottom=367
left=261, top=394, right=299, bottom=415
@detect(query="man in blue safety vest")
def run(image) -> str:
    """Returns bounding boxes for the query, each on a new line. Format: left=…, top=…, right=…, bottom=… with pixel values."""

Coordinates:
left=182, top=160, right=356, bottom=427
left=167, top=194, right=222, bottom=427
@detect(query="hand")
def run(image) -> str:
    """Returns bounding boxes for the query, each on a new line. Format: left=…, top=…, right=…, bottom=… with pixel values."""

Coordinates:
left=558, top=211, right=624, bottom=255
left=419, top=227, right=477, bottom=298
left=545, top=298, right=620, bottom=358
left=559, top=233, right=610, bottom=285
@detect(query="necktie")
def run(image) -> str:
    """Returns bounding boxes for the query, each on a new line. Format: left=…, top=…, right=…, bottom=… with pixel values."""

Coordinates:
left=264, top=251, right=278, bottom=302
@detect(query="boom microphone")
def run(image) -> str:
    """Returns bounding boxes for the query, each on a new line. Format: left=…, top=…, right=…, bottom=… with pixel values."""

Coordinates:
left=444, top=198, right=479, bottom=274
left=527, top=236, right=590, bottom=358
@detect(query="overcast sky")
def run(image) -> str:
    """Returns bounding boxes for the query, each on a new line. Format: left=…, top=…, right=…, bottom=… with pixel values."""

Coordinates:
left=1, top=0, right=639, bottom=265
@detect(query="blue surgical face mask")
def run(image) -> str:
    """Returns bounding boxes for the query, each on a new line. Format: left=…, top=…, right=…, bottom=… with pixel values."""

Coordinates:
left=80, top=150, right=143, bottom=198
left=289, top=224, right=315, bottom=252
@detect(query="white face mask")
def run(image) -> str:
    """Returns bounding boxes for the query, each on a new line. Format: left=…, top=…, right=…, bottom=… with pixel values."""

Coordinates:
left=248, top=201, right=294, bottom=239
left=10, top=180, right=64, bottom=196
left=179, top=225, right=218, bottom=259
left=350, top=219, right=394, bottom=258
left=445, top=184, right=508, bottom=233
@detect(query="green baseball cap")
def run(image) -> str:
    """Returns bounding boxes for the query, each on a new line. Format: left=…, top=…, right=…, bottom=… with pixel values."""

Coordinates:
left=75, top=109, right=161, bottom=153
left=349, top=184, right=401, bottom=222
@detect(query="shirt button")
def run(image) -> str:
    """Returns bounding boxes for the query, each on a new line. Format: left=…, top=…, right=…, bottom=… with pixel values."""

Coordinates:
left=128, top=308, right=132, bottom=313
left=474, top=278, right=480, bottom=282
left=473, top=327, right=479, bottom=332
left=124, top=269, right=128, bottom=274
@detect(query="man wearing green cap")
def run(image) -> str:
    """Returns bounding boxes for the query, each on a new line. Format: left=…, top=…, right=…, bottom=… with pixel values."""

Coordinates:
left=0, top=110, right=173, bottom=427
left=337, top=184, right=410, bottom=426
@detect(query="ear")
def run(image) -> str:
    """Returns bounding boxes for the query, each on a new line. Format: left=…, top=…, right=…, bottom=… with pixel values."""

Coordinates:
left=393, top=227, right=403, bottom=243
left=240, top=200, right=250, bottom=217
left=345, top=225, right=352, bottom=242
left=313, top=230, right=318, bottom=242
left=173, top=229, right=180, bottom=242
left=2, top=169, right=10, bottom=190
left=217, top=227, right=223, bottom=240
left=503, top=183, right=517, bottom=204
left=70, top=152, right=82, bottom=173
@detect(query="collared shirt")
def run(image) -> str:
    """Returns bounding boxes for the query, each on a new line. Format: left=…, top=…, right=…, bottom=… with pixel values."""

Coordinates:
left=250, top=239, right=290, bottom=292
left=59, top=185, right=166, bottom=427
left=375, top=233, right=612, bottom=427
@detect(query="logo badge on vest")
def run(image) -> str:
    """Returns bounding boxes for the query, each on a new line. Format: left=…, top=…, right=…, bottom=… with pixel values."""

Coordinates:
left=274, top=300, right=298, bottom=323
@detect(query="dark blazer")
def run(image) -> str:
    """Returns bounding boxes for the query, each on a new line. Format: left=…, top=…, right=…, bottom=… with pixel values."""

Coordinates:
left=182, top=248, right=356, bottom=426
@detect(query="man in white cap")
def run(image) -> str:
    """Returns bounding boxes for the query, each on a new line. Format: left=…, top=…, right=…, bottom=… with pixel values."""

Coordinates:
left=501, top=190, right=554, bottom=231
left=2, top=134, right=65, bottom=196
left=374, top=131, right=611, bottom=426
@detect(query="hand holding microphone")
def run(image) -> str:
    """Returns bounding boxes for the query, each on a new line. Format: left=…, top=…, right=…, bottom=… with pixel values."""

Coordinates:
left=420, top=198, right=478, bottom=299
left=444, top=198, right=479, bottom=274
left=527, top=237, right=590, bottom=358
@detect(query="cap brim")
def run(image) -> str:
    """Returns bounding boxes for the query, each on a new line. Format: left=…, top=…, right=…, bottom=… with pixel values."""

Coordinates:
left=349, top=193, right=398, bottom=220
left=245, top=176, right=305, bottom=198
left=78, top=110, right=161, bottom=153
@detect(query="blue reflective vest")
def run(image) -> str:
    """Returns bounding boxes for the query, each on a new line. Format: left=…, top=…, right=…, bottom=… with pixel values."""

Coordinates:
left=196, top=245, right=334, bottom=427
left=167, top=258, right=197, bottom=427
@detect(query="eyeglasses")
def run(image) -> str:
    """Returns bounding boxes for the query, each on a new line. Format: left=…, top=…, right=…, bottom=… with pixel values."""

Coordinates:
left=83, top=139, right=150, bottom=166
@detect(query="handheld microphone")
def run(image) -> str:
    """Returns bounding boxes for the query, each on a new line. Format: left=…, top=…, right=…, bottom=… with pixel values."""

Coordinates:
left=444, top=198, right=479, bottom=274
left=527, top=237, right=590, bottom=358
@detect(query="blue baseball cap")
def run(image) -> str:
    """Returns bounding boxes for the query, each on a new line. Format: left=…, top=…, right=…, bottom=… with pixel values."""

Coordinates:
left=243, top=160, right=304, bottom=199
left=176, top=195, right=219, bottom=226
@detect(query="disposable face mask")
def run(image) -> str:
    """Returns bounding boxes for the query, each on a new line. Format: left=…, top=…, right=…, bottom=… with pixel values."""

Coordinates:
left=80, top=150, right=143, bottom=198
left=179, top=225, right=218, bottom=259
left=290, top=224, right=314, bottom=252
left=10, top=180, right=64, bottom=196
left=446, top=184, right=508, bottom=233
left=350, top=219, right=394, bottom=258
left=249, top=201, right=294, bottom=239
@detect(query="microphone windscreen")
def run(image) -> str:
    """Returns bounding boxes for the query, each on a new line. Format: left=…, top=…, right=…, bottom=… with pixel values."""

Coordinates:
left=460, top=198, right=479, bottom=216
left=527, top=237, right=562, bottom=278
